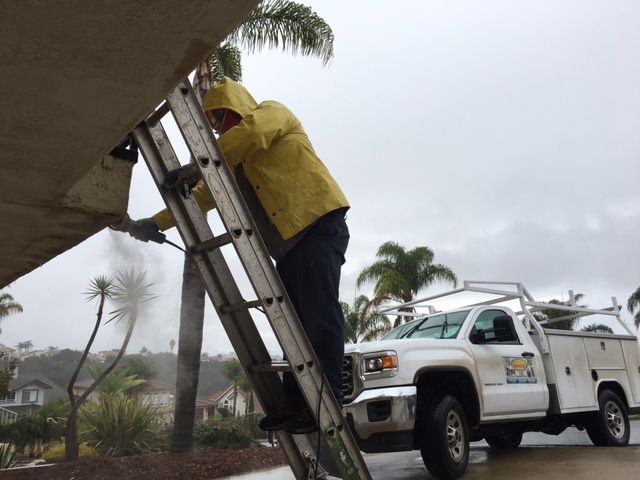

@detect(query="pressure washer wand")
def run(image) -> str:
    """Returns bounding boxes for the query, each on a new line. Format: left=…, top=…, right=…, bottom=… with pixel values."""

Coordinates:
left=110, top=215, right=186, bottom=253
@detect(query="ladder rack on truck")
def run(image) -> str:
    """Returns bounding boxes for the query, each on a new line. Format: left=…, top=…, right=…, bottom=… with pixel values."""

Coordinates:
left=378, top=280, right=635, bottom=353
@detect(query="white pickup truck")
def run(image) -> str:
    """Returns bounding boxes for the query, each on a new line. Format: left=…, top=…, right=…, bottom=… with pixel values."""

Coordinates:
left=342, top=281, right=640, bottom=479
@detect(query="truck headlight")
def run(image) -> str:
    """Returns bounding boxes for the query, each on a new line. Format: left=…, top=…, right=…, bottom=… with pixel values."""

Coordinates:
left=362, top=351, right=398, bottom=379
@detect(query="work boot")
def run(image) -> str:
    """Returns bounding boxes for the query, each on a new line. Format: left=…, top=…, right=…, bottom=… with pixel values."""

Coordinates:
left=284, top=408, right=318, bottom=435
left=259, top=406, right=298, bottom=431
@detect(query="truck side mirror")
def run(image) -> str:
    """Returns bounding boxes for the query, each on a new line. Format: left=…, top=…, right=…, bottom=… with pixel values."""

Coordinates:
left=470, top=329, right=486, bottom=344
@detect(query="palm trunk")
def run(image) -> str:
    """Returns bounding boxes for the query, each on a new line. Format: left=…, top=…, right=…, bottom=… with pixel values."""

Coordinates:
left=170, top=255, right=205, bottom=452
left=65, top=409, right=79, bottom=460
left=170, top=61, right=210, bottom=453
left=232, top=382, right=238, bottom=416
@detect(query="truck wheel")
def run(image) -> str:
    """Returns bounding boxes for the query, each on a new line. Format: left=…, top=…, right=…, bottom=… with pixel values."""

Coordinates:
left=485, top=431, right=523, bottom=448
left=420, top=395, right=469, bottom=480
left=585, top=389, right=630, bottom=447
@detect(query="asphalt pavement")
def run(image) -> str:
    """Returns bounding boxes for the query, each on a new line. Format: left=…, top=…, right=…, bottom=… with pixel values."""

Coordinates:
left=223, top=420, right=640, bottom=480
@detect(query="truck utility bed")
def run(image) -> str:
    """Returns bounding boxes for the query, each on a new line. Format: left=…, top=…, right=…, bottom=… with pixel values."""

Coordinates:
left=535, top=329, right=640, bottom=413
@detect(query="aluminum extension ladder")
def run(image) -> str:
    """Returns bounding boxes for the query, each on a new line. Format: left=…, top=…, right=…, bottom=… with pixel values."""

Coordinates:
left=130, top=80, right=372, bottom=480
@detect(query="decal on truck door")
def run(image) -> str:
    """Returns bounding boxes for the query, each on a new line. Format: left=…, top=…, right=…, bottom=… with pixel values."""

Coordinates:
left=503, top=357, right=537, bottom=384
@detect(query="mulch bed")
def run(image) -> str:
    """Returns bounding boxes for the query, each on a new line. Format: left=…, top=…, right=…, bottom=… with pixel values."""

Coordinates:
left=0, top=447, right=286, bottom=480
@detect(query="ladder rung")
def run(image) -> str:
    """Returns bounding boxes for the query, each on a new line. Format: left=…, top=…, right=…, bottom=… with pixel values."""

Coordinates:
left=249, top=361, right=292, bottom=373
left=191, top=232, right=233, bottom=253
left=162, top=163, right=201, bottom=190
left=220, top=299, right=264, bottom=313
left=146, top=101, right=170, bottom=126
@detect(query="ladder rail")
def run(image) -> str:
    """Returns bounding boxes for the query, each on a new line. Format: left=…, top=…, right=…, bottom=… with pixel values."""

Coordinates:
left=134, top=80, right=372, bottom=480
left=132, top=121, right=312, bottom=479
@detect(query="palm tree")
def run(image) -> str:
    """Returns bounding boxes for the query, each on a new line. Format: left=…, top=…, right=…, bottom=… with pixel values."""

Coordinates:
left=86, top=365, right=147, bottom=396
left=16, top=340, right=32, bottom=355
left=581, top=323, right=614, bottom=334
left=65, top=270, right=155, bottom=461
left=342, top=295, right=391, bottom=343
left=357, top=242, right=458, bottom=327
left=65, top=275, right=114, bottom=461
left=172, top=0, right=334, bottom=453
left=534, top=294, right=585, bottom=331
left=169, top=338, right=176, bottom=354
left=628, top=286, right=640, bottom=329
left=238, top=372, right=255, bottom=415
left=0, top=292, right=22, bottom=333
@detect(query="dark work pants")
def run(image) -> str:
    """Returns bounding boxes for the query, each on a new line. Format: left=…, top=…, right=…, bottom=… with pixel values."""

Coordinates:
left=276, top=210, right=350, bottom=410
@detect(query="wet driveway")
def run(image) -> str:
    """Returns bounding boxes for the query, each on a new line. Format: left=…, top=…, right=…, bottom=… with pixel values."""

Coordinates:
left=223, top=420, right=640, bottom=479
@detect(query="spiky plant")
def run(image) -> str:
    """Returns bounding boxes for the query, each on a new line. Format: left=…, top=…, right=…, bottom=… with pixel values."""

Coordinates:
left=80, top=394, right=159, bottom=457
left=0, top=443, right=17, bottom=469
left=66, top=270, right=155, bottom=461
left=66, top=275, right=115, bottom=461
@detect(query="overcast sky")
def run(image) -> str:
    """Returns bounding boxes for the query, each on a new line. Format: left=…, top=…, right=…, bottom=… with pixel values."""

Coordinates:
left=4, top=0, right=640, bottom=356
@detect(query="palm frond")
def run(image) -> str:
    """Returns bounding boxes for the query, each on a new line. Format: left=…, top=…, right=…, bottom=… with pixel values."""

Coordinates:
left=0, top=291, right=23, bottom=319
left=374, top=270, right=411, bottom=301
left=356, top=260, right=394, bottom=288
left=107, top=270, right=155, bottom=325
left=209, top=43, right=243, bottom=82
left=342, top=295, right=392, bottom=343
left=84, top=275, right=115, bottom=302
left=375, top=241, right=407, bottom=263
left=627, top=286, right=640, bottom=314
left=418, top=264, right=458, bottom=291
left=227, top=0, right=334, bottom=65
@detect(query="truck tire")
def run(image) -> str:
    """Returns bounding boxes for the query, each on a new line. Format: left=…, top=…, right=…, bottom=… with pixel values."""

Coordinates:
left=420, top=395, right=469, bottom=480
left=585, top=389, right=630, bottom=447
left=485, top=431, right=523, bottom=448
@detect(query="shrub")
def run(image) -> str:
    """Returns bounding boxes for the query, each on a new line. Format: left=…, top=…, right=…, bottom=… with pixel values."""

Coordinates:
left=0, top=443, right=17, bottom=469
left=42, top=441, right=95, bottom=463
left=193, top=416, right=256, bottom=449
left=243, top=412, right=267, bottom=440
left=0, top=416, right=49, bottom=451
left=79, top=394, right=159, bottom=457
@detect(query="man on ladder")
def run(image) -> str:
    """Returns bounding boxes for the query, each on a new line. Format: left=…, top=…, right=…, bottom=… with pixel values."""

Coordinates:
left=122, top=77, right=350, bottom=435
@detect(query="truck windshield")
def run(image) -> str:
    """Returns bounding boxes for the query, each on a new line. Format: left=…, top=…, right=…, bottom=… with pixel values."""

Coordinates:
left=383, top=310, right=470, bottom=340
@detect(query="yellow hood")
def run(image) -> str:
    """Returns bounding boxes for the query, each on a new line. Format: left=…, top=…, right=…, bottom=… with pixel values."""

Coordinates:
left=203, top=77, right=257, bottom=122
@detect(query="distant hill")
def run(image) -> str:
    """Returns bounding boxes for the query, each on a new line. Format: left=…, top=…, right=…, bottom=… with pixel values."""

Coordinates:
left=18, top=349, right=231, bottom=398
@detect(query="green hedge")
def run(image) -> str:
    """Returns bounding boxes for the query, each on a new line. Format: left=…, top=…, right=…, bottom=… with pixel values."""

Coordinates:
left=193, top=416, right=258, bottom=449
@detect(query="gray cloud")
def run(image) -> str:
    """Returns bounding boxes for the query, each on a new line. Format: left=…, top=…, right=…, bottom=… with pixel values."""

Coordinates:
left=4, top=1, right=639, bottom=356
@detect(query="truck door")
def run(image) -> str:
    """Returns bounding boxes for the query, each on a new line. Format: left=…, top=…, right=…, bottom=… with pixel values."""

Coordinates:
left=468, top=308, right=548, bottom=419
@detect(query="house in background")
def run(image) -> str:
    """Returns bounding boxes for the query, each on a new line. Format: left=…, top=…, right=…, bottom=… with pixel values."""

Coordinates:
left=72, top=377, right=215, bottom=423
left=210, top=385, right=263, bottom=417
left=0, top=373, right=66, bottom=423
left=95, top=349, right=120, bottom=363
left=139, top=379, right=216, bottom=423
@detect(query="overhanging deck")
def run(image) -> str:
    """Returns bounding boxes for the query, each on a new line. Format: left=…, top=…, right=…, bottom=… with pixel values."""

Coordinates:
left=0, top=0, right=258, bottom=287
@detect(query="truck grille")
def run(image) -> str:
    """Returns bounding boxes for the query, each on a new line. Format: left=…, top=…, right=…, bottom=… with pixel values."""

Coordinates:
left=342, top=354, right=355, bottom=399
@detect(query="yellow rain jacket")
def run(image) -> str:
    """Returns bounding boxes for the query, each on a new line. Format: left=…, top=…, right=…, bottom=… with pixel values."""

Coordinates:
left=153, top=77, right=349, bottom=241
